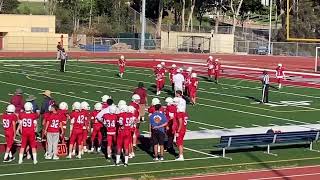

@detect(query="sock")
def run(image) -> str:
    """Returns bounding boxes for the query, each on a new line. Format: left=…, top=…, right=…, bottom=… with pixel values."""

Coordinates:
left=33, top=153, right=37, bottom=162
left=19, top=153, right=23, bottom=162
left=9, top=151, right=12, bottom=158
left=4, top=153, right=9, bottom=160
left=124, top=156, right=129, bottom=164
left=279, top=84, right=282, bottom=89
left=116, top=155, right=120, bottom=164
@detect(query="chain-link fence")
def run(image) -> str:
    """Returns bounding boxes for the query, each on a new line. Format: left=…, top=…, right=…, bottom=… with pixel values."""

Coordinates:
left=234, top=41, right=320, bottom=57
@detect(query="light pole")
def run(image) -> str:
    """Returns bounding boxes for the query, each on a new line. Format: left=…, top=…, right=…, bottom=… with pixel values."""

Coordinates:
left=141, top=0, right=146, bottom=51
left=268, top=0, right=273, bottom=55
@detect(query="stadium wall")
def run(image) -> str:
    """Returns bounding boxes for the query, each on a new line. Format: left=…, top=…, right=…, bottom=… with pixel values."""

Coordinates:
left=0, top=14, right=68, bottom=51
left=160, top=31, right=234, bottom=53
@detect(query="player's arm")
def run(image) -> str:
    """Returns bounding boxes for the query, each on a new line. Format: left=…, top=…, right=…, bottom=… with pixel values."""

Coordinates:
left=44, top=120, right=49, bottom=135
left=59, top=121, right=64, bottom=136
left=69, top=117, right=74, bottom=136
left=12, top=120, right=16, bottom=139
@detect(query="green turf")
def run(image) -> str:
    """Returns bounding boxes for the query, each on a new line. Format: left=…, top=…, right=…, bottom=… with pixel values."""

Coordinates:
left=0, top=61, right=320, bottom=179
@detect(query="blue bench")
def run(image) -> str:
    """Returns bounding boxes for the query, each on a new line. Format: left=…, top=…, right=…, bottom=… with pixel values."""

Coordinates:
left=217, top=130, right=320, bottom=159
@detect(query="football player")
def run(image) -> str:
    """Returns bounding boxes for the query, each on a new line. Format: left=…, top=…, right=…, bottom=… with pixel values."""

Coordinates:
left=58, top=102, right=69, bottom=143
left=276, top=63, right=285, bottom=89
left=103, top=105, right=117, bottom=159
left=154, top=64, right=162, bottom=75
left=189, top=73, right=199, bottom=105
left=184, top=67, right=192, bottom=97
left=207, top=56, right=214, bottom=80
left=101, top=95, right=111, bottom=109
left=148, top=98, right=164, bottom=116
left=214, top=59, right=221, bottom=84
left=90, top=103, right=103, bottom=153
left=130, top=94, right=140, bottom=152
left=116, top=104, right=131, bottom=166
left=169, top=64, right=178, bottom=92
left=67, top=102, right=87, bottom=159
left=80, top=101, right=91, bottom=154
left=127, top=105, right=137, bottom=158
left=2, top=104, right=17, bottom=162
left=18, top=102, right=39, bottom=164
left=118, top=55, right=126, bottom=78
left=156, top=70, right=165, bottom=95
left=164, top=97, right=177, bottom=153
left=174, top=91, right=187, bottom=161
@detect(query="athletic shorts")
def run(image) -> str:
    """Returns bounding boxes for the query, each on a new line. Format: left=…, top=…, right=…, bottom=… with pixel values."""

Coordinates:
left=151, top=129, right=165, bottom=146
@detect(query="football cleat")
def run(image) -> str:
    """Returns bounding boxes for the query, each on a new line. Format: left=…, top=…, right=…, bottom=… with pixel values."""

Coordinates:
left=53, top=156, right=59, bottom=160
left=66, top=155, right=72, bottom=159
left=33, top=160, right=38, bottom=165
left=153, top=157, right=159, bottom=161
left=159, top=157, right=164, bottom=161
left=18, top=159, right=23, bottom=164
left=124, top=163, right=128, bottom=167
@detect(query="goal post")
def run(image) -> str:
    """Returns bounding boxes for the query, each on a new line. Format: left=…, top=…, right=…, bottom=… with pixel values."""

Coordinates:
left=316, top=47, right=320, bottom=72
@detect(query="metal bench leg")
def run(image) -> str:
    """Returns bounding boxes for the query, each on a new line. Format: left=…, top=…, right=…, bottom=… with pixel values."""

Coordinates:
left=221, top=148, right=232, bottom=160
left=264, top=144, right=277, bottom=156
left=309, top=142, right=320, bottom=152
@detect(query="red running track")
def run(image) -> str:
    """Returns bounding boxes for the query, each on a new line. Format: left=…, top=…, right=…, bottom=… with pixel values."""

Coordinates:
left=165, top=165, right=320, bottom=180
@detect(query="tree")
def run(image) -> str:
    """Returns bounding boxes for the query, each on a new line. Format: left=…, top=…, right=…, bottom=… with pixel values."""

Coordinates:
left=47, top=0, right=58, bottom=15
left=181, top=0, right=186, bottom=31
left=0, top=0, right=19, bottom=14
left=229, top=0, right=244, bottom=34
left=186, top=0, right=195, bottom=32
left=238, top=0, right=264, bottom=27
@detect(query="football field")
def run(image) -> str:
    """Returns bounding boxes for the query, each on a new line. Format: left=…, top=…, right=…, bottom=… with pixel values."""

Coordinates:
left=0, top=60, right=320, bottom=179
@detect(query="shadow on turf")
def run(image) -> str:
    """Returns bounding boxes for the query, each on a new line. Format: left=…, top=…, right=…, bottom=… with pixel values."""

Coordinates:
left=209, top=144, right=310, bottom=180
left=245, top=96, right=261, bottom=103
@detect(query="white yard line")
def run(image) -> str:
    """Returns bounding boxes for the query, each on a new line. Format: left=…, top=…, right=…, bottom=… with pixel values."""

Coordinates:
left=0, top=156, right=217, bottom=177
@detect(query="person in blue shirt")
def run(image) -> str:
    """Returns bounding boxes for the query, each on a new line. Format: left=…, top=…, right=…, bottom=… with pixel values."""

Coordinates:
left=149, top=104, right=168, bottom=161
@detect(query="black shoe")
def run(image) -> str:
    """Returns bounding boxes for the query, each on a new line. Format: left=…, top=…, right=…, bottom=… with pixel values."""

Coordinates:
left=9, top=157, right=15, bottom=162
left=124, top=163, right=128, bottom=167
left=3, top=158, right=9, bottom=163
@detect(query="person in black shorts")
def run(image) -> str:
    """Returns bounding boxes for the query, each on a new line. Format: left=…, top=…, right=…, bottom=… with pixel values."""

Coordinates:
left=149, top=104, right=168, bottom=161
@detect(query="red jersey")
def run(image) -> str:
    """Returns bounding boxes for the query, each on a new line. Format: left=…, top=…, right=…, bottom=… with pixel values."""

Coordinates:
left=154, top=67, right=161, bottom=75
left=156, top=73, right=164, bottom=81
left=57, top=109, right=68, bottom=125
left=185, top=75, right=191, bottom=86
left=118, top=59, right=126, bottom=67
left=148, top=106, right=165, bottom=115
left=46, top=113, right=62, bottom=133
left=276, top=67, right=285, bottom=77
left=207, top=58, right=214, bottom=67
left=117, top=112, right=132, bottom=131
left=160, top=68, right=166, bottom=76
left=182, top=71, right=189, bottom=79
left=103, top=114, right=117, bottom=134
left=2, top=113, right=17, bottom=133
left=126, top=112, right=136, bottom=130
left=81, top=110, right=91, bottom=128
left=19, top=112, right=38, bottom=133
left=133, top=87, right=147, bottom=104
left=165, top=105, right=177, bottom=121
left=169, top=68, right=177, bottom=81
left=190, top=78, right=199, bottom=89
left=214, top=62, right=221, bottom=71
left=130, top=102, right=140, bottom=118
left=102, top=102, right=109, bottom=109
left=70, top=111, right=87, bottom=130
left=91, top=110, right=102, bottom=128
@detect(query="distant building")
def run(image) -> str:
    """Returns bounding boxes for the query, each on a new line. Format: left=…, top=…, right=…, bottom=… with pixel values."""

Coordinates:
left=0, top=14, right=68, bottom=51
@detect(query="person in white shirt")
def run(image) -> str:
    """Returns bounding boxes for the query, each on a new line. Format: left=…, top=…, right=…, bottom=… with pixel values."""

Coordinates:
left=172, top=69, right=185, bottom=95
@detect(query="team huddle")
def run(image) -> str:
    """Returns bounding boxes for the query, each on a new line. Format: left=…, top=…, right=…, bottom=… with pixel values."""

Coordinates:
left=1, top=89, right=189, bottom=166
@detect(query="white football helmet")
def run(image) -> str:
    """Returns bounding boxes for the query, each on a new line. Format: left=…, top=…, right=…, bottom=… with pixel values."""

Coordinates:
left=24, top=102, right=33, bottom=112
left=151, top=98, right=160, bottom=106
left=172, top=64, right=177, bottom=68
left=81, top=101, right=90, bottom=110
left=173, top=97, right=180, bottom=105
left=118, top=105, right=128, bottom=113
left=165, top=97, right=173, bottom=105
left=72, top=102, right=81, bottom=110
left=94, top=103, right=103, bottom=111
left=187, top=67, right=192, bottom=72
left=6, top=104, right=16, bottom=113
left=101, top=95, right=110, bottom=103
left=108, top=105, right=117, bottom=114
left=215, top=58, right=219, bottom=62
left=161, top=62, right=165, bottom=66
left=278, top=63, right=282, bottom=67
left=120, top=55, right=125, bottom=60
left=118, top=100, right=127, bottom=106
left=208, top=56, right=213, bottom=60
left=191, top=73, right=197, bottom=78
left=132, top=94, right=140, bottom=101
left=127, top=106, right=136, bottom=113
left=59, top=102, right=68, bottom=110
left=157, top=64, right=162, bottom=68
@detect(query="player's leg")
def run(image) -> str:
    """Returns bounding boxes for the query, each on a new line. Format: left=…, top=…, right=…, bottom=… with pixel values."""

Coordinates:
left=116, top=133, right=123, bottom=165
left=82, top=130, right=88, bottom=153
left=76, top=132, right=83, bottom=158
left=18, top=133, right=28, bottom=164
left=265, top=84, right=269, bottom=103
left=52, top=133, right=60, bottom=159
left=123, top=132, right=130, bottom=166
left=30, top=133, right=38, bottom=164
left=278, top=78, right=282, bottom=89
left=68, top=131, right=76, bottom=158
left=107, top=134, right=112, bottom=159
left=152, top=130, right=159, bottom=160
left=159, top=131, right=165, bottom=160
left=46, top=132, right=53, bottom=159
left=156, top=80, right=161, bottom=95
left=97, top=128, right=102, bottom=152
left=176, top=130, right=185, bottom=161
left=90, top=128, right=97, bottom=152
left=4, top=132, right=14, bottom=162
